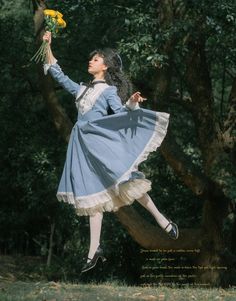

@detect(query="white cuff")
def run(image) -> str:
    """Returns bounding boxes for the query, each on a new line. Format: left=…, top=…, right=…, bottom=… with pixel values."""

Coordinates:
left=43, top=58, right=58, bottom=75
left=125, top=98, right=140, bottom=110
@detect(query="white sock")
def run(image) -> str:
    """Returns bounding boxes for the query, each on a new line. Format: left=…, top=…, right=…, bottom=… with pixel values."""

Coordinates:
left=87, top=212, right=103, bottom=262
left=136, top=193, right=172, bottom=232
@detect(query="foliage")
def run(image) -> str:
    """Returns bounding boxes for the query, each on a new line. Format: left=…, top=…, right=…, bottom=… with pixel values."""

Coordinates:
left=0, top=0, right=236, bottom=286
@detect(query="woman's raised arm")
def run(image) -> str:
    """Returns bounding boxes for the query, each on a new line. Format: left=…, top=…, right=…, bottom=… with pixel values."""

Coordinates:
left=43, top=31, right=81, bottom=98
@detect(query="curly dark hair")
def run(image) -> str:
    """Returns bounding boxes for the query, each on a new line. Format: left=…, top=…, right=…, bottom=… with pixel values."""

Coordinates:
left=89, top=48, right=133, bottom=104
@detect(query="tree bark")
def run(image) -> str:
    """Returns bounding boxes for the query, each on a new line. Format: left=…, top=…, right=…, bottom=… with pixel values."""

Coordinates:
left=183, top=37, right=233, bottom=285
left=47, top=221, right=55, bottom=267
left=115, top=206, right=201, bottom=250
left=222, top=77, right=236, bottom=151
left=185, top=39, right=218, bottom=170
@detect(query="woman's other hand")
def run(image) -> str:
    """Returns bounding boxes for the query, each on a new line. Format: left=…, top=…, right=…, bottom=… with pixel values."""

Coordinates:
left=43, top=31, right=52, bottom=45
left=130, top=91, right=147, bottom=103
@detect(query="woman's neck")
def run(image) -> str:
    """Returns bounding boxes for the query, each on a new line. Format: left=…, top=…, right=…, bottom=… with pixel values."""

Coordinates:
left=92, top=76, right=105, bottom=83
left=92, top=71, right=105, bottom=82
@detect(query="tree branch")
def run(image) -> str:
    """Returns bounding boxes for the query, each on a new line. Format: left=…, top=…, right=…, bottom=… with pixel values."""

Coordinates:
left=160, top=131, right=234, bottom=215
left=116, top=206, right=201, bottom=249
left=160, top=131, right=207, bottom=196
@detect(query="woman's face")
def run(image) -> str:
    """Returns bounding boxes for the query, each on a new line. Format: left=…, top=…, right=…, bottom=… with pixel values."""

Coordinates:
left=88, top=54, right=107, bottom=76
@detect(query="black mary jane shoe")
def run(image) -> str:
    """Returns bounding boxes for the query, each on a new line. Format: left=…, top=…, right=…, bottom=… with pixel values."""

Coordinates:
left=164, top=220, right=179, bottom=240
left=81, top=245, right=107, bottom=274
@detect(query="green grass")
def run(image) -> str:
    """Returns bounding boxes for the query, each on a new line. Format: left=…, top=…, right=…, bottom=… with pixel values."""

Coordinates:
left=0, top=281, right=236, bottom=301
left=0, top=256, right=236, bottom=301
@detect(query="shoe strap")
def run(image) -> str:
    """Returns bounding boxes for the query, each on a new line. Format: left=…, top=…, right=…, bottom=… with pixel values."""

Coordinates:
left=164, top=221, right=172, bottom=231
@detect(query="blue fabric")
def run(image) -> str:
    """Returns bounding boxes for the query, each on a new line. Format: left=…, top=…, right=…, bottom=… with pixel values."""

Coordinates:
left=48, top=63, right=81, bottom=97
left=61, top=110, right=156, bottom=196
left=48, top=63, right=169, bottom=211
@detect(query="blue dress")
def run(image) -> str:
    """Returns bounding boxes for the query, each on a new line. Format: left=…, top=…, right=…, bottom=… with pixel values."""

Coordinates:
left=46, top=63, right=170, bottom=216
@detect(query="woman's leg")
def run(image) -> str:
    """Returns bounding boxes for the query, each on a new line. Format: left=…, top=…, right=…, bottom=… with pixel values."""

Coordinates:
left=87, top=211, right=103, bottom=262
left=81, top=211, right=106, bottom=273
left=136, top=193, right=172, bottom=232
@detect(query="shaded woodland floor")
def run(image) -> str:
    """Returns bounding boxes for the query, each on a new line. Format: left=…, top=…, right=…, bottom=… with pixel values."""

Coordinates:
left=1, top=256, right=236, bottom=301
left=1, top=280, right=236, bottom=301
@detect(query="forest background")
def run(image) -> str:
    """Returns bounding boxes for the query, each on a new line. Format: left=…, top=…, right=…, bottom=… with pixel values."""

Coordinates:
left=0, top=0, right=236, bottom=287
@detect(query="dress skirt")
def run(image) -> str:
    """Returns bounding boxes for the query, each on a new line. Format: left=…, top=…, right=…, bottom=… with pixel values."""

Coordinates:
left=56, top=108, right=169, bottom=216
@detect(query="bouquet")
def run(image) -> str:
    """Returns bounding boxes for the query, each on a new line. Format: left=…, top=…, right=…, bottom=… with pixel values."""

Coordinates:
left=30, top=9, right=66, bottom=64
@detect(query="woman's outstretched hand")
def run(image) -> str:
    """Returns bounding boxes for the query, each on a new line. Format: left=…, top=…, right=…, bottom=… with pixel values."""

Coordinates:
left=42, top=31, right=57, bottom=66
left=43, top=31, right=52, bottom=45
left=130, top=91, right=147, bottom=103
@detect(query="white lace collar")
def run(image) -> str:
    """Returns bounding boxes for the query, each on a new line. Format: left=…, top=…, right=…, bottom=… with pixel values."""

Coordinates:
left=75, top=83, right=109, bottom=115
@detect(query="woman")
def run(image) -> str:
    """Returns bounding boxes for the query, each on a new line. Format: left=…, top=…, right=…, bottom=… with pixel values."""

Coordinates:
left=43, top=31, right=179, bottom=274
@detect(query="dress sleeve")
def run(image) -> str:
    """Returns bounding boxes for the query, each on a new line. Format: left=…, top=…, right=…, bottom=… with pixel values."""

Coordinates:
left=125, top=98, right=140, bottom=110
left=44, top=62, right=81, bottom=98
left=106, top=86, right=140, bottom=114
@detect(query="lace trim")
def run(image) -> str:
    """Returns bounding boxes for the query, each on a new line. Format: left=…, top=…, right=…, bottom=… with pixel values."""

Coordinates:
left=125, top=98, right=140, bottom=110
left=57, top=179, right=152, bottom=216
left=56, top=111, right=169, bottom=216
left=75, top=84, right=109, bottom=115
left=43, top=60, right=58, bottom=75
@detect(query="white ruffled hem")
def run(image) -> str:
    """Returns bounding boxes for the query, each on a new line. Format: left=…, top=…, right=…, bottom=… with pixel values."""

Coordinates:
left=57, top=178, right=152, bottom=216
left=56, top=111, right=169, bottom=216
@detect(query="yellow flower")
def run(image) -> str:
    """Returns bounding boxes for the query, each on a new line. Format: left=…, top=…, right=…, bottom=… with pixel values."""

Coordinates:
left=56, top=11, right=63, bottom=18
left=31, top=8, right=66, bottom=64
left=50, top=16, right=66, bottom=28
left=44, top=9, right=57, bottom=17
left=57, top=17, right=66, bottom=28
left=44, top=9, right=64, bottom=18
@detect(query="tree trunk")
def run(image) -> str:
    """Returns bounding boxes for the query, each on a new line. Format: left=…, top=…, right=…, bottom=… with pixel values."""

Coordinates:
left=47, top=222, right=55, bottom=267
left=184, top=38, right=233, bottom=286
